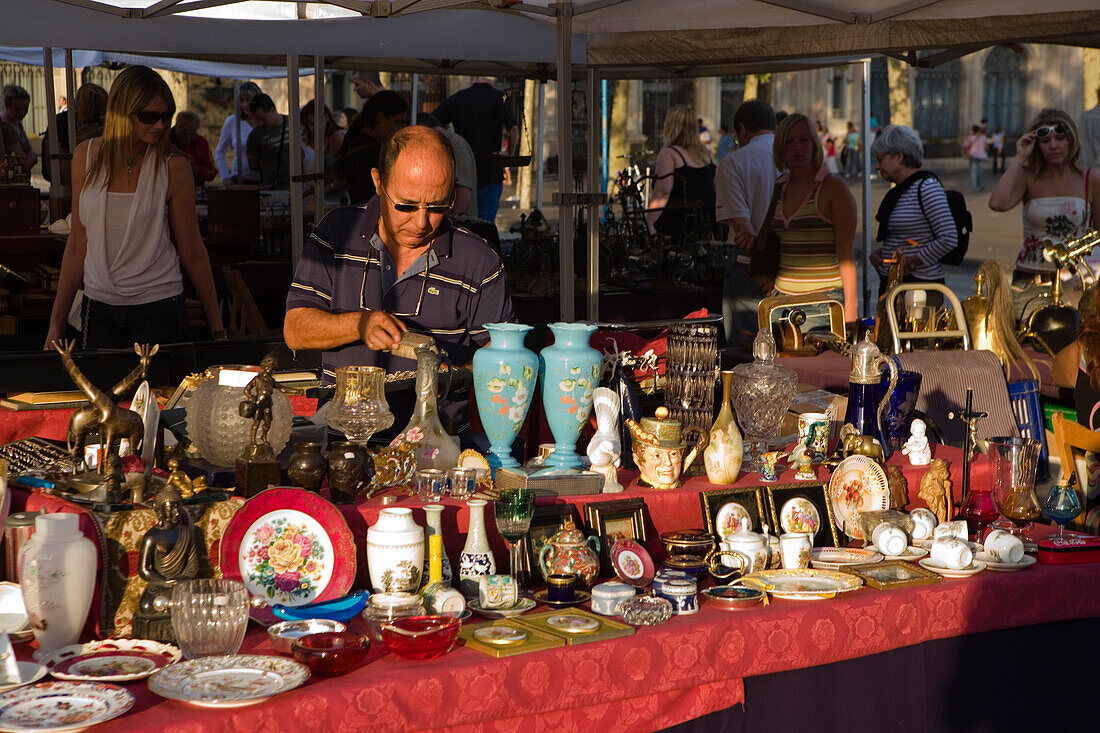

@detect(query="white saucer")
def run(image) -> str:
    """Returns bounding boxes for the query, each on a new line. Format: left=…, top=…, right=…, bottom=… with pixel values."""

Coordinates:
left=974, top=552, right=1037, bottom=572
left=916, top=538, right=984, bottom=554
left=918, top=558, right=987, bottom=578
left=888, top=546, right=929, bottom=562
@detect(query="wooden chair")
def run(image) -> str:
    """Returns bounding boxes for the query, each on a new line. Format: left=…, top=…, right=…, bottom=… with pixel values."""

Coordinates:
left=1050, top=411, right=1100, bottom=534
left=222, top=266, right=276, bottom=338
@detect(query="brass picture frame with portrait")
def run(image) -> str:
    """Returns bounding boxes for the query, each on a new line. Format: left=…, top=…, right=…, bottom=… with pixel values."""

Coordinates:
left=519, top=503, right=585, bottom=585
left=846, top=560, right=942, bottom=590
left=699, top=487, right=767, bottom=542
left=764, top=482, right=840, bottom=548
left=583, top=497, right=648, bottom=577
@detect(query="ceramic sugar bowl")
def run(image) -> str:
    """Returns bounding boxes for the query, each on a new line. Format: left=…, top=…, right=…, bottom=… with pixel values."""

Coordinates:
left=714, top=529, right=769, bottom=575
left=538, top=521, right=601, bottom=587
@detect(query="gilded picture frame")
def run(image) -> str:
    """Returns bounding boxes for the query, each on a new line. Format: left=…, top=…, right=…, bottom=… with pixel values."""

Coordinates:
left=845, top=560, right=942, bottom=590
left=582, top=497, right=648, bottom=577
left=764, top=481, right=841, bottom=548
left=699, top=486, right=767, bottom=542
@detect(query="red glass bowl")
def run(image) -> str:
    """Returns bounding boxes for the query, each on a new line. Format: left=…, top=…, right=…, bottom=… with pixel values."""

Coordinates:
left=380, top=615, right=460, bottom=660
left=291, top=632, right=370, bottom=676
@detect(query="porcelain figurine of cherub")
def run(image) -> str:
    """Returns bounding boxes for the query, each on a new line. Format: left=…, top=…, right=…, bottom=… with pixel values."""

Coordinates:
left=902, top=418, right=932, bottom=466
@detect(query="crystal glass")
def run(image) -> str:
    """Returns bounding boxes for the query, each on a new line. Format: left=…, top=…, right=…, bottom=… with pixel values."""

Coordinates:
left=1043, top=483, right=1082, bottom=540
left=987, top=436, right=1041, bottom=536
left=729, top=330, right=798, bottom=471
left=169, top=579, right=249, bottom=659
left=493, top=488, right=535, bottom=586
left=326, top=366, right=394, bottom=445
left=415, top=469, right=447, bottom=502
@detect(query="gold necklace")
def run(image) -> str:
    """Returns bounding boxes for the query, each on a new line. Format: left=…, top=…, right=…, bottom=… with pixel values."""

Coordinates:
left=125, top=150, right=143, bottom=184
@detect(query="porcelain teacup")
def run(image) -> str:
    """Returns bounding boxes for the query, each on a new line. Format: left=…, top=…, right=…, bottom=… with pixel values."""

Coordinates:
left=930, top=538, right=973, bottom=570
left=779, top=533, right=812, bottom=570
left=872, top=524, right=908, bottom=557
left=909, top=508, right=938, bottom=541
left=933, top=520, right=969, bottom=541
left=984, top=529, right=1024, bottom=564
left=478, top=575, right=518, bottom=610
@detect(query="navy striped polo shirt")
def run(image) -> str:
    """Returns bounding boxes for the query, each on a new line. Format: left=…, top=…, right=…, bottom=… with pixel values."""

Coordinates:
left=286, top=196, right=515, bottom=384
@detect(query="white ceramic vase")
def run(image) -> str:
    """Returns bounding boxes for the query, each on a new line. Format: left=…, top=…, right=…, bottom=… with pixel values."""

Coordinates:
left=18, top=513, right=97, bottom=659
left=366, top=508, right=424, bottom=594
left=458, top=499, right=496, bottom=600
left=421, top=504, right=453, bottom=587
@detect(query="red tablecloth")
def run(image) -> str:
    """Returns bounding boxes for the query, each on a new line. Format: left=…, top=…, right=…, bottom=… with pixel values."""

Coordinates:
left=50, top=559, right=1100, bottom=733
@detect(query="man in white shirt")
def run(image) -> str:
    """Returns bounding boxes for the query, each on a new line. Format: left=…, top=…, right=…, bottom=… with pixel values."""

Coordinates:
left=714, top=100, right=779, bottom=347
left=1081, top=86, right=1100, bottom=169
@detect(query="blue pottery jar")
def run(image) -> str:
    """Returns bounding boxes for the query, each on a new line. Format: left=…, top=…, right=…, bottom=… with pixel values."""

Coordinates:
left=472, top=323, right=539, bottom=474
left=539, top=322, right=602, bottom=469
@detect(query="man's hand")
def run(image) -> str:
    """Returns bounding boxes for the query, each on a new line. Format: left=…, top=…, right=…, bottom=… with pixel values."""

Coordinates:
left=358, top=310, right=406, bottom=351
left=869, top=248, right=884, bottom=269
left=734, top=227, right=755, bottom=252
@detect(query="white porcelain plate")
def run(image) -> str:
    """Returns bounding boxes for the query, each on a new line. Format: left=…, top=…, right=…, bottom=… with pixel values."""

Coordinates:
left=238, top=509, right=335, bottom=606
left=129, top=380, right=159, bottom=469
left=741, top=568, right=863, bottom=599
left=0, top=583, right=32, bottom=643
left=808, top=547, right=883, bottom=569
left=974, top=552, right=1037, bottom=572
left=0, top=681, right=134, bottom=733
left=780, top=497, right=821, bottom=537
left=43, top=639, right=181, bottom=683
left=146, top=655, right=309, bottom=708
left=827, top=455, right=890, bottom=540
left=715, top=501, right=753, bottom=540
left=891, top=546, right=930, bottom=563
left=918, top=558, right=987, bottom=578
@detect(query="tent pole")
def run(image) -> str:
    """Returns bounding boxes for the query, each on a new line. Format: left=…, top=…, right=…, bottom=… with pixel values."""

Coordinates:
left=411, top=73, right=419, bottom=119
left=556, top=1, right=574, bottom=322
left=288, top=54, right=304, bottom=269
left=64, top=50, right=77, bottom=168
left=587, top=67, right=600, bottom=322
left=233, top=80, right=242, bottom=180
left=314, top=56, right=325, bottom=225
left=536, top=79, right=545, bottom=212
left=42, top=48, right=60, bottom=205
left=860, top=58, right=872, bottom=320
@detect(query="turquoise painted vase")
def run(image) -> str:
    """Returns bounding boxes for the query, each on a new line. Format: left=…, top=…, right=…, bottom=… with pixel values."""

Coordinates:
left=472, top=322, right=539, bottom=473
left=539, top=322, right=602, bottom=469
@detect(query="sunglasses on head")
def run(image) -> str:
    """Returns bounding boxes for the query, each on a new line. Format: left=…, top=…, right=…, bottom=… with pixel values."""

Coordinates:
left=135, top=110, right=172, bottom=125
left=380, top=186, right=453, bottom=215
left=1035, top=123, right=1069, bottom=140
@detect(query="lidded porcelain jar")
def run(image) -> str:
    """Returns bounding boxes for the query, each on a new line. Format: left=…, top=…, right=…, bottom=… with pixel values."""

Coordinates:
left=718, top=529, right=769, bottom=574
left=655, top=577, right=698, bottom=615
left=366, top=508, right=424, bottom=594
left=590, top=581, right=636, bottom=616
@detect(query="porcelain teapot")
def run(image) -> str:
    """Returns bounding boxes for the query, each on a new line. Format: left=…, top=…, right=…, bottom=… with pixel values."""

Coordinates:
left=538, top=520, right=601, bottom=587
left=625, top=407, right=704, bottom=490
left=710, top=529, right=769, bottom=575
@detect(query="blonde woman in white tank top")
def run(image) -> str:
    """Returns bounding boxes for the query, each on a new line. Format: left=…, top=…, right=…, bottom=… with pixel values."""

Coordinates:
left=45, top=66, right=224, bottom=350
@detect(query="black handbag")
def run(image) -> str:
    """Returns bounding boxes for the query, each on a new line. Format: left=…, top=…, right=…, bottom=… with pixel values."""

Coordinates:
left=748, top=182, right=783, bottom=288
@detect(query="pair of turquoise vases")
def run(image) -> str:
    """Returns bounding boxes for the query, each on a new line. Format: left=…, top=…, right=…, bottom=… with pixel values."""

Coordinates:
left=472, top=322, right=601, bottom=475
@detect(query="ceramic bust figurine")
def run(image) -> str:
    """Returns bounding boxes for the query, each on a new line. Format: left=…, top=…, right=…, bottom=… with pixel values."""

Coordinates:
left=586, top=387, right=623, bottom=493
left=902, top=418, right=931, bottom=466
left=625, top=407, right=701, bottom=490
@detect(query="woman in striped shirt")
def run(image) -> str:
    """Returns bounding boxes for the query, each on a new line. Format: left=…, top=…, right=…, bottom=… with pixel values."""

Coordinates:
left=869, top=124, right=958, bottom=296
left=771, top=113, right=859, bottom=324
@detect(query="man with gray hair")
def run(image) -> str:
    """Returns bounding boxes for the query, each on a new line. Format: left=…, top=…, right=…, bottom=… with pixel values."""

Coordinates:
left=170, top=110, right=216, bottom=187
left=1, top=84, right=37, bottom=171
left=714, top=99, right=778, bottom=347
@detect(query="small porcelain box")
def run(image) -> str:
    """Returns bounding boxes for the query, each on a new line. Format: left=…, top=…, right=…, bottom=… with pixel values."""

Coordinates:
left=655, top=577, right=698, bottom=615
left=590, top=581, right=636, bottom=616
left=652, top=569, right=692, bottom=596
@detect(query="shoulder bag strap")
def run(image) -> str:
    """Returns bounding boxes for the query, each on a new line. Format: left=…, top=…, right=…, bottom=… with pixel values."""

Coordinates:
left=753, top=181, right=783, bottom=250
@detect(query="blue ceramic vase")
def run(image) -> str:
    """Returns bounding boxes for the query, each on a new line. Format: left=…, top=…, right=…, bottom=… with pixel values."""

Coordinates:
left=539, top=322, right=602, bottom=469
left=472, top=322, right=539, bottom=473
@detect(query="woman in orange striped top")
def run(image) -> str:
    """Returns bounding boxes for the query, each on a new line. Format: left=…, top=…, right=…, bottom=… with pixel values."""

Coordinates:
left=770, top=113, right=858, bottom=324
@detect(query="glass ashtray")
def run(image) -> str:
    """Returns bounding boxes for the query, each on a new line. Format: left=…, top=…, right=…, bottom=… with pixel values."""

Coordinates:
left=619, top=594, right=674, bottom=626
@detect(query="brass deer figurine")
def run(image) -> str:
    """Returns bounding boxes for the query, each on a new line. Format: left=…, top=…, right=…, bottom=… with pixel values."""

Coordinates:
left=54, top=340, right=158, bottom=474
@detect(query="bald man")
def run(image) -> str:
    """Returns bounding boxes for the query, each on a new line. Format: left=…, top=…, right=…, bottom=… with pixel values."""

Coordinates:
left=285, top=125, right=515, bottom=432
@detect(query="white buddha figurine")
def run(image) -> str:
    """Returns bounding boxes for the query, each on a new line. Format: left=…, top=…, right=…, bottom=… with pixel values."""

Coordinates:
left=902, top=418, right=932, bottom=466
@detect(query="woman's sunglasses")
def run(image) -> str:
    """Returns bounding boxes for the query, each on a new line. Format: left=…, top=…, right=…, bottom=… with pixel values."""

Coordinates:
left=1035, top=123, right=1069, bottom=140
left=135, top=110, right=173, bottom=126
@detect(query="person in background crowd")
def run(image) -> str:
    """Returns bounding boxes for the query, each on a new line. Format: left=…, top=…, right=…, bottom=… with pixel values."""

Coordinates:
left=353, top=71, right=385, bottom=101
left=41, top=83, right=108, bottom=186
left=433, top=77, right=519, bottom=224
left=169, top=110, right=216, bottom=188
left=868, top=124, right=958, bottom=296
left=989, top=109, right=1100, bottom=319
left=716, top=125, right=735, bottom=160
left=844, top=121, right=861, bottom=179
left=418, top=113, right=477, bottom=218
left=770, top=112, right=858, bottom=325
left=339, top=107, right=358, bottom=130
left=2, top=84, right=37, bottom=171
left=963, top=123, right=988, bottom=192
left=1079, top=86, right=1100, bottom=169
left=699, top=118, right=712, bottom=149
left=44, top=65, right=224, bottom=350
left=246, top=93, right=296, bottom=189
left=824, top=133, right=840, bottom=175
left=714, top=100, right=778, bottom=347
left=338, top=90, right=409, bottom=204
left=991, top=124, right=1006, bottom=173
left=647, top=104, right=717, bottom=243
left=301, top=100, right=346, bottom=196
left=214, top=81, right=261, bottom=185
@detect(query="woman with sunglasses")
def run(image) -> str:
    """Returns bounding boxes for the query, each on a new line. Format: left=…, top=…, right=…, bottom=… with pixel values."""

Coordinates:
left=990, top=109, right=1100, bottom=316
left=45, top=65, right=224, bottom=350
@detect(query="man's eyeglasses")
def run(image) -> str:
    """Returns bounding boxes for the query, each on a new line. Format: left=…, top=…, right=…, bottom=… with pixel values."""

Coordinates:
left=1035, top=123, right=1070, bottom=140
left=135, top=110, right=173, bottom=126
left=379, top=186, right=453, bottom=215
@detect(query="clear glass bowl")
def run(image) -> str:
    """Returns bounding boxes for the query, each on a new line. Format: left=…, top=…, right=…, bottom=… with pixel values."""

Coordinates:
left=169, top=579, right=249, bottom=659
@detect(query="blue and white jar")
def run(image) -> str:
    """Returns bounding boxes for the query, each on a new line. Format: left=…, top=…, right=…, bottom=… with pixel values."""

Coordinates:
left=655, top=577, right=698, bottom=615
left=458, top=499, right=496, bottom=600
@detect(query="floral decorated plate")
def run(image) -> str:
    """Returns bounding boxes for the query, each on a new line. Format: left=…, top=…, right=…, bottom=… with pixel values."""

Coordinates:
left=146, top=655, right=309, bottom=708
left=974, top=552, right=1036, bottom=572
left=0, top=681, right=133, bottom=732
left=0, top=663, right=47, bottom=694
left=611, top=540, right=655, bottom=587
left=42, top=639, right=180, bottom=683
left=545, top=614, right=601, bottom=634
left=827, top=456, right=890, bottom=540
left=741, top=569, right=863, bottom=599
left=220, top=488, right=356, bottom=607
left=715, top=501, right=753, bottom=540
left=780, top=497, right=821, bottom=537
left=808, top=547, right=883, bottom=569
left=468, top=598, right=537, bottom=619
left=918, top=558, right=987, bottom=578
